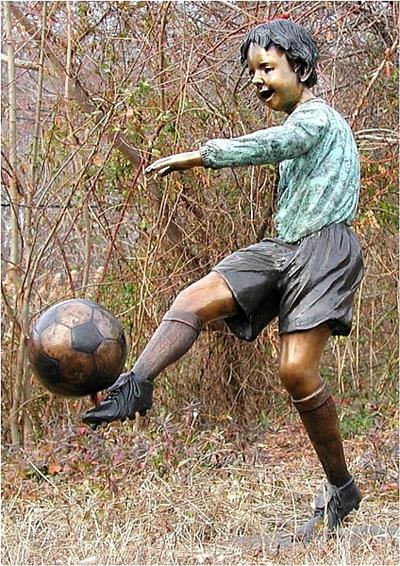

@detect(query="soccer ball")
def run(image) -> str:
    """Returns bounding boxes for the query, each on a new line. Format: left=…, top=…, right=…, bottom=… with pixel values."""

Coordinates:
left=28, top=298, right=127, bottom=397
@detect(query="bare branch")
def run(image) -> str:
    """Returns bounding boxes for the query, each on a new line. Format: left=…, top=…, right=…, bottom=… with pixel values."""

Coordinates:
left=0, top=52, right=40, bottom=70
left=10, top=3, right=141, bottom=166
left=4, top=2, right=19, bottom=268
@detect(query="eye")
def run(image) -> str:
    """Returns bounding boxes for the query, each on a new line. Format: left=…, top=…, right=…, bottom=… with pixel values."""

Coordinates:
left=248, top=69, right=255, bottom=78
left=263, top=66, right=273, bottom=73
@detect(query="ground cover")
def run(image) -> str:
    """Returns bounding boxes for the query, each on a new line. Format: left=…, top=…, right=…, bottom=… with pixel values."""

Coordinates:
left=2, top=405, right=398, bottom=565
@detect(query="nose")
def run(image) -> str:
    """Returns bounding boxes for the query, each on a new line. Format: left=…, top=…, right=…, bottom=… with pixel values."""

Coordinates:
left=251, top=73, right=263, bottom=86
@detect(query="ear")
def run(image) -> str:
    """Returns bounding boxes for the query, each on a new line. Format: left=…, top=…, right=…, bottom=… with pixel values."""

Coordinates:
left=294, top=63, right=313, bottom=84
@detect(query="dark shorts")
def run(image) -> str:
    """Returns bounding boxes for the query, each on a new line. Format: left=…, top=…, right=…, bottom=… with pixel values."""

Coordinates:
left=212, top=223, right=364, bottom=341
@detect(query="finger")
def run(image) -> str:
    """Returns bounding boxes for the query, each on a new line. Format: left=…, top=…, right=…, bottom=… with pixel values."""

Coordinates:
left=158, top=166, right=173, bottom=177
left=145, top=158, right=171, bottom=175
left=152, top=167, right=172, bottom=180
left=145, top=165, right=166, bottom=177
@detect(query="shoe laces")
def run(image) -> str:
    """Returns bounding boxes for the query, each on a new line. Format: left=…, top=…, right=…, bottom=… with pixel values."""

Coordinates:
left=108, top=370, right=139, bottom=399
left=314, top=483, right=342, bottom=526
left=327, top=487, right=342, bottom=526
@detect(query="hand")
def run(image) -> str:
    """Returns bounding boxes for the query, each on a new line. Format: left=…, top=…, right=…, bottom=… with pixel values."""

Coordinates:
left=145, top=151, right=203, bottom=178
left=82, top=371, right=153, bottom=427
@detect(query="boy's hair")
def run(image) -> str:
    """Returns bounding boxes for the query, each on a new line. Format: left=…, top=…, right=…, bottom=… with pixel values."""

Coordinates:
left=240, top=19, right=319, bottom=87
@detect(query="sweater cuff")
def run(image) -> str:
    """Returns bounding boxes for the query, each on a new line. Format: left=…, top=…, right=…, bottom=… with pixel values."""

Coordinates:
left=199, top=141, right=220, bottom=169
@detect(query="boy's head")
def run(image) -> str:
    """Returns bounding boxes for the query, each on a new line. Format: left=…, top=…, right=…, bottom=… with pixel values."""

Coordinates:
left=240, top=19, right=319, bottom=88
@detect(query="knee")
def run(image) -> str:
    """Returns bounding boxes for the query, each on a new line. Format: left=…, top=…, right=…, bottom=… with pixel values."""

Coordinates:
left=170, top=283, right=210, bottom=321
left=171, top=284, right=198, bottom=312
left=279, top=358, right=318, bottom=399
left=170, top=272, right=236, bottom=323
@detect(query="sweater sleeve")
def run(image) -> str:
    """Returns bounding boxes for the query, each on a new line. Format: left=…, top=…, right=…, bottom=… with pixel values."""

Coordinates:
left=200, top=102, right=329, bottom=170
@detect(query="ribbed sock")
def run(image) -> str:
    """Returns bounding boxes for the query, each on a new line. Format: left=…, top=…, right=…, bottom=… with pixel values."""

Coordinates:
left=132, top=310, right=203, bottom=382
left=292, top=384, right=352, bottom=487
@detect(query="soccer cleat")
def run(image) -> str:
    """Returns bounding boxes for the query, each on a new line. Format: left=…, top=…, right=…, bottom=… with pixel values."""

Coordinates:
left=82, top=371, right=153, bottom=427
left=295, top=477, right=362, bottom=539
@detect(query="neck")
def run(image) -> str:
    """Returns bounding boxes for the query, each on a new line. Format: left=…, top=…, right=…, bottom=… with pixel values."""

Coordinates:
left=289, top=88, right=315, bottom=114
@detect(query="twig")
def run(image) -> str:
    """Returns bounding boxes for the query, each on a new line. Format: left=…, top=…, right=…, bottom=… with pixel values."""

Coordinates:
left=0, top=52, right=40, bottom=70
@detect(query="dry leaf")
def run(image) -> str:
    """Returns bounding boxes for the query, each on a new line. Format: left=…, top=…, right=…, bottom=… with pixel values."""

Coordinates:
left=48, top=462, right=62, bottom=475
left=93, top=154, right=102, bottom=167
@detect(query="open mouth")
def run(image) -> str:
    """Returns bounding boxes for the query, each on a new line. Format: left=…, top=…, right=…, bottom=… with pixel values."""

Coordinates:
left=259, top=88, right=274, bottom=102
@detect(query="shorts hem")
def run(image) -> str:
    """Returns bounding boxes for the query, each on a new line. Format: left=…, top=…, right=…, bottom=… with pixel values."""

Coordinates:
left=211, top=268, right=247, bottom=316
left=213, top=268, right=282, bottom=342
left=279, top=318, right=351, bottom=337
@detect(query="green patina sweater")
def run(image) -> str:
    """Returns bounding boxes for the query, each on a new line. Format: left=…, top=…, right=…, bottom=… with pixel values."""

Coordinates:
left=199, top=98, right=360, bottom=243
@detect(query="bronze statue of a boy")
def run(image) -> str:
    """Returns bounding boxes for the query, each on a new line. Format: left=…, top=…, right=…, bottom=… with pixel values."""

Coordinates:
left=83, top=19, right=364, bottom=538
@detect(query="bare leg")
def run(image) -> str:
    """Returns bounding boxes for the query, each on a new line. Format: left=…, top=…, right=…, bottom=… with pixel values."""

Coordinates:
left=279, top=325, right=351, bottom=487
left=131, top=272, right=238, bottom=381
left=171, top=271, right=238, bottom=323
left=279, top=325, right=361, bottom=537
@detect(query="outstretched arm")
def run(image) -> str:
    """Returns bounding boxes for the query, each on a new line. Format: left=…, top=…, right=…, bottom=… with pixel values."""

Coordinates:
left=145, top=103, right=328, bottom=175
left=145, top=151, right=203, bottom=177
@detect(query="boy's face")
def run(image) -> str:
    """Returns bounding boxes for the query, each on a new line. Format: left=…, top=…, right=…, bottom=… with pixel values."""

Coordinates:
left=247, top=43, right=304, bottom=114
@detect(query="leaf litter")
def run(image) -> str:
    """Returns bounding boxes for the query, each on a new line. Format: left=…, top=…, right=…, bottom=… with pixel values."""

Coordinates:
left=2, top=411, right=398, bottom=565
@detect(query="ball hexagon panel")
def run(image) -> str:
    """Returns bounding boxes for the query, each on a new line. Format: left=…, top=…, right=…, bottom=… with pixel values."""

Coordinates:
left=35, top=352, right=61, bottom=385
left=95, top=339, right=125, bottom=377
left=92, top=308, right=122, bottom=340
left=71, top=321, right=103, bottom=353
left=56, top=300, right=93, bottom=328
left=40, top=323, right=72, bottom=361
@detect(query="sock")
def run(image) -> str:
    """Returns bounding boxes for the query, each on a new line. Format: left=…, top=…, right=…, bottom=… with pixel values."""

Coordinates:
left=132, top=310, right=203, bottom=382
left=292, top=383, right=352, bottom=487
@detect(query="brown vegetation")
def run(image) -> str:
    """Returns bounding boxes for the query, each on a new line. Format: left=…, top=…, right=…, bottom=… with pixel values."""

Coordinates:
left=2, top=414, right=398, bottom=564
left=1, top=1, right=398, bottom=564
